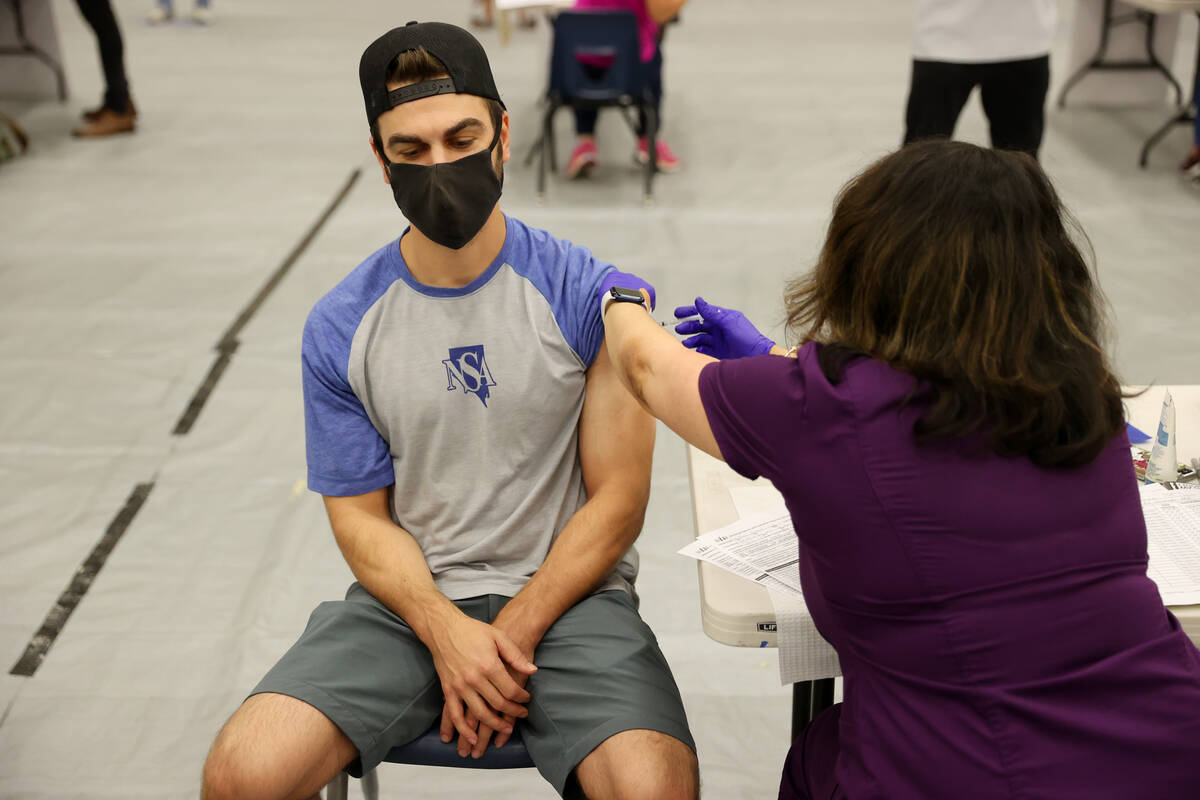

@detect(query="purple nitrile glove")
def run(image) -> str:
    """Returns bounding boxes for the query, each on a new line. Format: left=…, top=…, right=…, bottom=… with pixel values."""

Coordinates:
left=673, top=297, right=774, bottom=359
left=598, top=270, right=656, bottom=312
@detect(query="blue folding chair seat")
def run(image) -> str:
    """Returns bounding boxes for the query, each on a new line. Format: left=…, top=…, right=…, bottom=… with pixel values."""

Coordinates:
left=528, top=9, right=659, bottom=202
left=324, top=720, right=535, bottom=800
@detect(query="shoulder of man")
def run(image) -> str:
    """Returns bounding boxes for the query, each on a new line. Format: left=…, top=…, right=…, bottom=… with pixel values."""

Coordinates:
left=503, top=216, right=610, bottom=280
left=303, top=238, right=403, bottom=359
left=502, top=216, right=614, bottom=368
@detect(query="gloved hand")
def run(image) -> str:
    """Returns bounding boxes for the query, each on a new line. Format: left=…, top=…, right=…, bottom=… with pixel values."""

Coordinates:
left=673, top=297, right=774, bottom=359
left=598, top=270, right=656, bottom=312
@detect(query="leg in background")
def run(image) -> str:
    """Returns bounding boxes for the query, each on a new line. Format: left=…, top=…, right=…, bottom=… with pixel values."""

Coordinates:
left=73, top=0, right=131, bottom=112
left=147, top=0, right=173, bottom=25
left=574, top=729, right=699, bottom=800
left=980, top=55, right=1050, bottom=160
left=902, top=59, right=975, bottom=146
left=636, top=49, right=680, bottom=172
left=567, top=107, right=599, bottom=178
left=201, top=692, right=357, bottom=800
left=637, top=49, right=664, bottom=137
left=73, top=0, right=136, bottom=135
left=472, top=0, right=495, bottom=29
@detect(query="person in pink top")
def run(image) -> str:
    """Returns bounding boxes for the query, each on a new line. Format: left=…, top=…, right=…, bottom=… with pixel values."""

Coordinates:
left=567, top=0, right=690, bottom=177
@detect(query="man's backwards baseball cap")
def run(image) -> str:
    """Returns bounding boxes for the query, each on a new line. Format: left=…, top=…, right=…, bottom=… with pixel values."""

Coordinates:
left=359, top=21, right=505, bottom=127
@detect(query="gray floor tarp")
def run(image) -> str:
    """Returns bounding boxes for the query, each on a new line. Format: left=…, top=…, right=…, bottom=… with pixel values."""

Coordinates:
left=2, top=1, right=1198, bottom=798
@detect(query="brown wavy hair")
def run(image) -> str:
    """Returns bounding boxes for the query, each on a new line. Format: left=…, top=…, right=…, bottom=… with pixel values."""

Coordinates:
left=784, top=140, right=1126, bottom=468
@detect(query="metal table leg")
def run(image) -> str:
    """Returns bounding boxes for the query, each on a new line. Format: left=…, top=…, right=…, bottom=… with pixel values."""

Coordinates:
left=1139, top=13, right=1199, bottom=168
left=791, top=677, right=836, bottom=741
left=1058, top=0, right=1184, bottom=110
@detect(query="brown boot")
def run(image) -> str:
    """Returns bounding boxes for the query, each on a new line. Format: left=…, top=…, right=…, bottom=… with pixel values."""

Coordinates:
left=82, top=98, right=137, bottom=123
left=73, top=106, right=136, bottom=138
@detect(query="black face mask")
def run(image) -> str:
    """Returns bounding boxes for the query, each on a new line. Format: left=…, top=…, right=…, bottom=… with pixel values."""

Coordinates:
left=386, top=128, right=503, bottom=250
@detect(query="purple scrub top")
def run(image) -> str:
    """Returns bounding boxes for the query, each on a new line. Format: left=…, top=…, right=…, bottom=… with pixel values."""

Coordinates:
left=698, top=344, right=1200, bottom=799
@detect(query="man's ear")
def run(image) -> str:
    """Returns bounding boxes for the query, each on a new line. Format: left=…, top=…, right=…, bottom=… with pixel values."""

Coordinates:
left=369, top=136, right=391, bottom=185
left=499, top=111, right=511, bottom=165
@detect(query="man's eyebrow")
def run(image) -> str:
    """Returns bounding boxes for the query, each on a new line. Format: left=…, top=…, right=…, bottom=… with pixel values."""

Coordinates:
left=388, top=117, right=487, bottom=148
left=445, top=117, right=486, bottom=137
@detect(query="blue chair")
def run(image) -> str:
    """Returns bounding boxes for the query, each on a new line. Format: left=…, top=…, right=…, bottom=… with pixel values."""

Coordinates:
left=529, top=9, right=659, bottom=202
left=324, top=720, right=535, bottom=800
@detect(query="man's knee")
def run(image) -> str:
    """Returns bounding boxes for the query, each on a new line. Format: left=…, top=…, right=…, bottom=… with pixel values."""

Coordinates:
left=577, top=729, right=699, bottom=800
left=200, top=692, right=354, bottom=800
left=201, top=740, right=259, bottom=800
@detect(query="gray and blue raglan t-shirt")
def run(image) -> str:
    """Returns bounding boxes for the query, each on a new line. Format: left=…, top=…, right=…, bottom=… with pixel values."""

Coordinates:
left=302, top=215, right=637, bottom=601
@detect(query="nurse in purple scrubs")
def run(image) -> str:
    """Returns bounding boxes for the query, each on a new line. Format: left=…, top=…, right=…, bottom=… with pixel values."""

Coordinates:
left=599, top=139, right=1200, bottom=799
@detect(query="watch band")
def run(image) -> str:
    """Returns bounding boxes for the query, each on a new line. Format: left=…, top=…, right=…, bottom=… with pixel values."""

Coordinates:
left=603, top=286, right=648, bottom=315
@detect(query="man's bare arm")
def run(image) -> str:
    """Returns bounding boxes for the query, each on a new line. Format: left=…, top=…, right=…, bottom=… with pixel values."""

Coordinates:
left=491, top=341, right=655, bottom=651
left=449, top=341, right=655, bottom=756
left=323, top=490, right=536, bottom=743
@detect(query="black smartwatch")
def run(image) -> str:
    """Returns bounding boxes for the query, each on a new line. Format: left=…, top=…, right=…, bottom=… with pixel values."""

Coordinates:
left=604, top=286, right=648, bottom=314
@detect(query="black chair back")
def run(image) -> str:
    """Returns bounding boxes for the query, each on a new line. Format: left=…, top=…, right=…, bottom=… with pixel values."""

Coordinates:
left=549, top=10, right=646, bottom=105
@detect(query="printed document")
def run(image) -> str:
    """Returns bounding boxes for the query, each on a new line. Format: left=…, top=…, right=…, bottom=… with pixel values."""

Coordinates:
left=1142, top=483, right=1200, bottom=606
left=679, top=499, right=841, bottom=683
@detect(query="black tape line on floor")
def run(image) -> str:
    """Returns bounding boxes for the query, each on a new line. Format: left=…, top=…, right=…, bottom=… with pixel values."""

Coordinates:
left=10, top=482, right=156, bottom=677
left=171, top=340, right=239, bottom=435
left=6, top=171, right=363, bottom=679
left=171, top=167, right=362, bottom=436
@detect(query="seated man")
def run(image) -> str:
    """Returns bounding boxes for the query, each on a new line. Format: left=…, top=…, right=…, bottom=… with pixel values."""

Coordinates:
left=200, top=20, right=697, bottom=800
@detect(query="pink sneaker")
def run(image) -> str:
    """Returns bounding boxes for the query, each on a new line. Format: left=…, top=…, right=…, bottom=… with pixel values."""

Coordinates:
left=565, top=139, right=598, bottom=179
left=635, top=137, right=681, bottom=173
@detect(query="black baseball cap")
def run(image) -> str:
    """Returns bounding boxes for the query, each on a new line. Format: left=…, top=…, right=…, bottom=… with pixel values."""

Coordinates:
left=359, top=21, right=505, bottom=127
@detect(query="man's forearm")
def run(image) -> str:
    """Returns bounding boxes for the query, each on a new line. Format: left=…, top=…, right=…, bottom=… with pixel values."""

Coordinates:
left=495, top=339, right=654, bottom=653
left=327, top=503, right=461, bottom=645
left=494, top=484, right=647, bottom=649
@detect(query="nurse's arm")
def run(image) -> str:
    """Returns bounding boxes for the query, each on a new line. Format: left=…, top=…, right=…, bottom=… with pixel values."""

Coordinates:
left=602, top=299, right=724, bottom=461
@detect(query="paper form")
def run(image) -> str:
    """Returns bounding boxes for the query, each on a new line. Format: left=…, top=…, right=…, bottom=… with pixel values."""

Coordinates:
left=680, top=511, right=805, bottom=594
left=1141, top=484, right=1200, bottom=606
left=678, top=537, right=799, bottom=595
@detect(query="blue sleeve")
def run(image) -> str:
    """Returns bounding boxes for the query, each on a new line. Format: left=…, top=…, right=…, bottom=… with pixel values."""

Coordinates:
left=567, top=248, right=614, bottom=367
left=510, top=222, right=615, bottom=367
left=302, top=306, right=394, bottom=497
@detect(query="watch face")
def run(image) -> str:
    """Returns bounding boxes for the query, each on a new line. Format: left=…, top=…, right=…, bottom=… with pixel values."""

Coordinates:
left=609, top=287, right=646, bottom=304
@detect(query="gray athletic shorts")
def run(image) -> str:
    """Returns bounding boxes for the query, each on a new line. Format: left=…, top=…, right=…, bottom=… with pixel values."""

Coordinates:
left=250, top=584, right=694, bottom=797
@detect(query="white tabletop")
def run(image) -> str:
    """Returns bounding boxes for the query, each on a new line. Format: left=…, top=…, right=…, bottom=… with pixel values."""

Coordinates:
left=689, top=385, right=1200, bottom=649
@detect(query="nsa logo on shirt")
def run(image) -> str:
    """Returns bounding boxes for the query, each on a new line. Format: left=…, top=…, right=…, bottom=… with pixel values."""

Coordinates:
left=443, top=345, right=497, bottom=407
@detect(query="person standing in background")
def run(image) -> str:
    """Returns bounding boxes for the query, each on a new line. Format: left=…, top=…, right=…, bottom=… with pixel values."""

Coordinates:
left=565, top=0, right=689, bottom=178
left=903, top=0, right=1056, bottom=159
left=73, top=0, right=136, bottom=137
